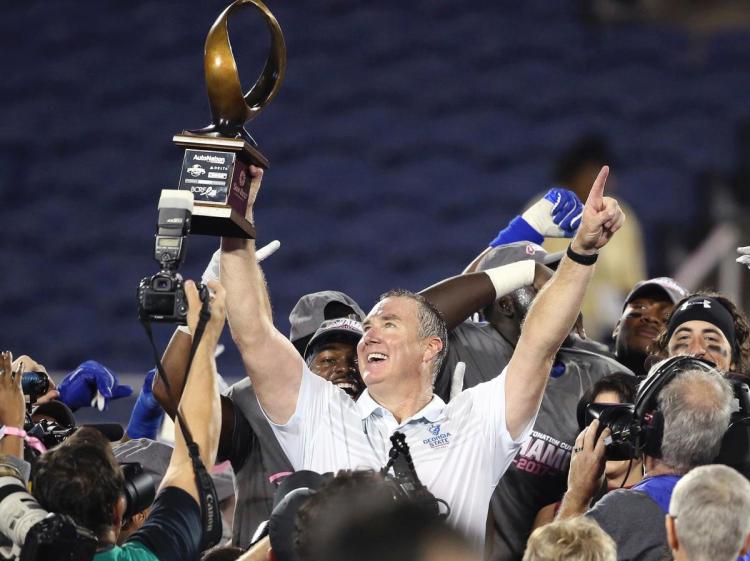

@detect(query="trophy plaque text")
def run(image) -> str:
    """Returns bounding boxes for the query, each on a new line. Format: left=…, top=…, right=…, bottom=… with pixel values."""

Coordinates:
left=174, top=0, right=286, bottom=238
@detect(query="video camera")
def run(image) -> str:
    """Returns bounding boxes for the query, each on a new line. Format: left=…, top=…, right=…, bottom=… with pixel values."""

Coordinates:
left=137, top=190, right=206, bottom=324
left=580, top=357, right=750, bottom=478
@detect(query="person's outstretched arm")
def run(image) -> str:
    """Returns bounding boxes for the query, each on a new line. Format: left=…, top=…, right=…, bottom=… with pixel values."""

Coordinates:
left=505, top=167, right=624, bottom=439
left=159, top=280, right=225, bottom=501
left=221, top=167, right=303, bottom=425
left=420, top=263, right=546, bottom=330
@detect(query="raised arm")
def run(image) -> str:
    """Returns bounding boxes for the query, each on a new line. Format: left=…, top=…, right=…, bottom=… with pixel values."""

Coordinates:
left=420, top=263, right=547, bottom=330
left=505, top=167, right=624, bottom=438
left=220, top=169, right=303, bottom=425
left=159, top=280, right=224, bottom=502
left=0, top=352, right=25, bottom=460
left=151, top=328, right=192, bottom=419
left=149, top=327, right=238, bottom=461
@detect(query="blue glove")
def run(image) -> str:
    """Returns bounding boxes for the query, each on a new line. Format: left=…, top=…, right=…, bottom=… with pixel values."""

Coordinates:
left=489, top=188, right=583, bottom=247
left=58, top=360, right=133, bottom=411
left=547, top=188, right=583, bottom=235
left=126, top=369, right=164, bottom=440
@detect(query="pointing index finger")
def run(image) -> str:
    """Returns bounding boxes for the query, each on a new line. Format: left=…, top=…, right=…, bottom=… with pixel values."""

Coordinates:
left=585, top=166, right=609, bottom=210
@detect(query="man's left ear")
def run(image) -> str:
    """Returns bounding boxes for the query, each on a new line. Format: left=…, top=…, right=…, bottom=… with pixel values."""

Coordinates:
left=665, top=514, right=679, bottom=551
left=114, top=495, right=127, bottom=529
left=423, top=337, right=444, bottom=365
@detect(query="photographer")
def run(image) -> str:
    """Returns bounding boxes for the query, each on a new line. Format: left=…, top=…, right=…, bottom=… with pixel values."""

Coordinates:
left=557, top=360, right=734, bottom=561
left=0, top=280, right=225, bottom=561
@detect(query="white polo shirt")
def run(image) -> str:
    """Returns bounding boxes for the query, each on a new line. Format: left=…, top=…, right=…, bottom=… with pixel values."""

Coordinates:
left=266, top=364, right=534, bottom=548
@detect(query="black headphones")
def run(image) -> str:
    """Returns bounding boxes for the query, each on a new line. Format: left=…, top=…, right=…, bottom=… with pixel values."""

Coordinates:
left=632, top=355, right=718, bottom=458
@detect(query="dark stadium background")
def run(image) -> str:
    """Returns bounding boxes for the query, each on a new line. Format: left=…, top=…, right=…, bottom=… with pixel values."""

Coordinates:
left=3, top=0, right=750, bottom=422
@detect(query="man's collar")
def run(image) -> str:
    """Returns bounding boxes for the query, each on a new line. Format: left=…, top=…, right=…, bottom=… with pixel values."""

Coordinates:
left=356, top=390, right=383, bottom=420
left=356, top=391, right=445, bottom=423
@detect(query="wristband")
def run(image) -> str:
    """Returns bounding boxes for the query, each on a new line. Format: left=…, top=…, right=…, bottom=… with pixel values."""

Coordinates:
left=566, top=244, right=598, bottom=266
left=484, top=260, right=536, bottom=298
left=177, top=325, right=192, bottom=335
left=0, top=426, right=47, bottom=454
left=490, top=216, right=544, bottom=248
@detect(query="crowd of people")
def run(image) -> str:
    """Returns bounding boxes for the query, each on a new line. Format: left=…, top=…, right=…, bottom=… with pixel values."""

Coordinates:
left=1, top=162, right=750, bottom=561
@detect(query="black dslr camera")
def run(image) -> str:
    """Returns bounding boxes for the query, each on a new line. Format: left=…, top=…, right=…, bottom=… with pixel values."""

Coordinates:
left=21, top=372, right=50, bottom=405
left=137, top=190, right=206, bottom=324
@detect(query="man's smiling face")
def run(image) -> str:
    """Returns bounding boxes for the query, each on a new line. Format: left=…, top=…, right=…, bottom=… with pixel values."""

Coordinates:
left=309, top=341, right=364, bottom=398
left=357, top=296, right=427, bottom=389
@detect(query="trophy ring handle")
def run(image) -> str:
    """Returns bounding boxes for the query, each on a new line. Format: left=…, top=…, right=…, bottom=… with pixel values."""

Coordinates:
left=203, top=0, right=287, bottom=140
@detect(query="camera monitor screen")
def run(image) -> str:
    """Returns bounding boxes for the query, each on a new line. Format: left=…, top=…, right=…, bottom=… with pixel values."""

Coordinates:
left=144, top=293, right=176, bottom=316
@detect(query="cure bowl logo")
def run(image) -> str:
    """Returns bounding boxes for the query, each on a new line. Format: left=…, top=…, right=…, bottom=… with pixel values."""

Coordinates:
left=187, top=164, right=206, bottom=177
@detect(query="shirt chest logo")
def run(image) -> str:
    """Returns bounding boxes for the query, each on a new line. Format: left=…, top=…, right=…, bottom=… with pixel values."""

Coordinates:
left=422, top=423, right=452, bottom=449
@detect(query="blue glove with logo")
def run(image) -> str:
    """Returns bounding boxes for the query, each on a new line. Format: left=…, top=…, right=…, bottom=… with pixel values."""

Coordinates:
left=489, top=188, right=583, bottom=247
left=58, top=360, right=133, bottom=411
left=126, top=369, right=164, bottom=440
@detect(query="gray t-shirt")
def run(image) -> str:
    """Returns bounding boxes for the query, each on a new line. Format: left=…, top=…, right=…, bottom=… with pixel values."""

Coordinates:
left=435, top=321, right=515, bottom=402
left=224, top=379, right=294, bottom=548
left=435, top=321, right=634, bottom=561
left=587, top=489, right=671, bottom=561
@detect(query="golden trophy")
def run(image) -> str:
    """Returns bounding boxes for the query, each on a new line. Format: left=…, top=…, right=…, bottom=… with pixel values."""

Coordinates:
left=173, top=0, right=286, bottom=238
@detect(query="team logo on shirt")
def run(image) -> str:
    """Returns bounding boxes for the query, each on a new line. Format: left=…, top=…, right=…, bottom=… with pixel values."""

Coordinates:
left=423, top=423, right=452, bottom=449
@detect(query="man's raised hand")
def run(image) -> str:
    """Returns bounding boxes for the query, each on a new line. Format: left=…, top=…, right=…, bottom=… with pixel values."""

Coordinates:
left=0, top=351, right=25, bottom=429
left=571, top=166, right=625, bottom=255
left=185, top=279, right=226, bottom=340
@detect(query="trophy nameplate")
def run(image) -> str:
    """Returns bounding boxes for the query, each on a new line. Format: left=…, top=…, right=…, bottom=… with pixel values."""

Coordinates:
left=172, top=0, right=286, bottom=238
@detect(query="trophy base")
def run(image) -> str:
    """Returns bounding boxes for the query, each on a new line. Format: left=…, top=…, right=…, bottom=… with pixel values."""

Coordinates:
left=173, top=132, right=266, bottom=239
left=190, top=204, right=256, bottom=239
left=174, top=133, right=269, bottom=169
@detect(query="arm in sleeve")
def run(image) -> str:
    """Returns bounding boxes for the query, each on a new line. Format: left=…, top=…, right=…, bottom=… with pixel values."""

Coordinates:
left=128, top=487, right=201, bottom=561
left=261, top=363, right=340, bottom=469
left=457, top=368, right=536, bottom=483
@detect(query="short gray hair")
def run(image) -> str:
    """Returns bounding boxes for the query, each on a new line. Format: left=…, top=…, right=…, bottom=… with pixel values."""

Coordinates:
left=669, top=464, right=750, bottom=561
left=379, top=289, right=448, bottom=381
left=658, top=368, right=733, bottom=473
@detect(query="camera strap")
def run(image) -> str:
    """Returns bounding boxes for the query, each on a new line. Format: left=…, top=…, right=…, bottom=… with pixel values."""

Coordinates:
left=140, top=297, right=222, bottom=550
